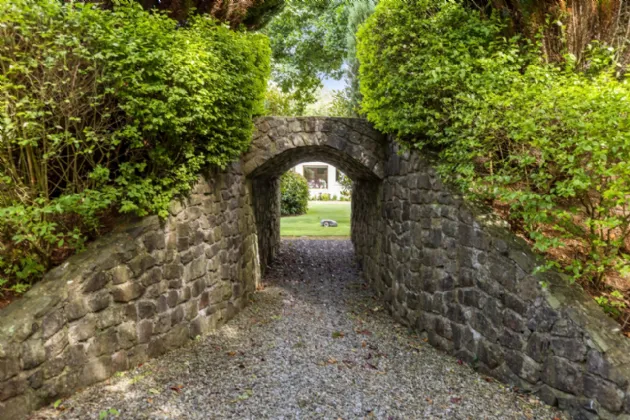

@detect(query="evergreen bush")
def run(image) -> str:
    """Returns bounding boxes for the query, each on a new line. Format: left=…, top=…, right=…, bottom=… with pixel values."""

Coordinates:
left=280, top=171, right=309, bottom=216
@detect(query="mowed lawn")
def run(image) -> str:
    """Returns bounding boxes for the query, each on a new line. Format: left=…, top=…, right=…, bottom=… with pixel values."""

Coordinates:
left=281, top=201, right=351, bottom=237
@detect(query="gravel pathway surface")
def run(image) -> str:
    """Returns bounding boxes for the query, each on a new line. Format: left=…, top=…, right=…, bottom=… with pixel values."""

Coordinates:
left=34, top=239, right=565, bottom=420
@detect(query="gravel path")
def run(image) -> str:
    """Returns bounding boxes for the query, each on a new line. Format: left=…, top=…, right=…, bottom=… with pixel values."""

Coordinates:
left=34, top=239, right=565, bottom=420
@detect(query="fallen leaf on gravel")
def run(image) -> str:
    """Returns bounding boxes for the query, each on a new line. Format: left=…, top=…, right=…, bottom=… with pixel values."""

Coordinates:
left=355, top=329, right=372, bottom=336
left=361, top=341, right=367, bottom=348
left=426, top=398, right=433, bottom=404
left=450, top=397, right=462, bottom=404
left=332, top=331, right=345, bottom=339
left=327, top=357, right=338, bottom=364
left=342, top=360, right=355, bottom=367
left=149, top=388, right=160, bottom=395
left=170, top=385, right=183, bottom=393
left=227, top=351, right=237, bottom=357
left=147, top=398, right=153, bottom=404
left=365, top=362, right=378, bottom=370
left=483, top=377, right=493, bottom=382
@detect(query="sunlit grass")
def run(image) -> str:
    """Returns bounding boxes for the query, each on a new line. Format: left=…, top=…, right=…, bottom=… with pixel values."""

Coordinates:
left=281, top=201, right=351, bottom=237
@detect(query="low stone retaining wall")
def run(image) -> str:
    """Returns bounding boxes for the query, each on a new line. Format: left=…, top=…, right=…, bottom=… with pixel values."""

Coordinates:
left=352, top=143, right=630, bottom=419
left=0, top=164, right=260, bottom=419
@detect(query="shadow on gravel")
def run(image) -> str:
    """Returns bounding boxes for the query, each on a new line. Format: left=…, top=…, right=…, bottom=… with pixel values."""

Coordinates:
left=33, top=239, right=566, bottom=420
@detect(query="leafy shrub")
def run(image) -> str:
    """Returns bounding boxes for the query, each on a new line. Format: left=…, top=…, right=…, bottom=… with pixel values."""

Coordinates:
left=320, top=193, right=331, bottom=201
left=280, top=171, right=309, bottom=216
left=358, top=0, right=630, bottom=288
left=0, top=0, right=269, bottom=294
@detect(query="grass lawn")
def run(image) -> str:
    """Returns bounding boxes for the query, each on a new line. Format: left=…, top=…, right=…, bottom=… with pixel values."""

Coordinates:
left=281, top=201, right=351, bottom=237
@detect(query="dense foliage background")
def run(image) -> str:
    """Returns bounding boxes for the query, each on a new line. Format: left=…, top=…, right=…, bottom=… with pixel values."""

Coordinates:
left=280, top=171, right=309, bottom=216
left=263, top=0, right=375, bottom=115
left=86, top=0, right=285, bottom=29
left=0, top=0, right=269, bottom=294
left=358, top=0, right=630, bottom=322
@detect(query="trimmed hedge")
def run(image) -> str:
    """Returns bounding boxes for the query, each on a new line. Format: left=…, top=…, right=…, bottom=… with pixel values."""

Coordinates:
left=280, top=171, right=309, bottom=216
left=0, top=0, right=269, bottom=294
left=357, top=0, right=630, bottom=288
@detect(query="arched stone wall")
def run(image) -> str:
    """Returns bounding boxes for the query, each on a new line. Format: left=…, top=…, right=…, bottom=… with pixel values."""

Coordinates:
left=245, top=117, right=387, bottom=270
left=2, top=118, right=629, bottom=419
left=352, top=142, right=630, bottom=419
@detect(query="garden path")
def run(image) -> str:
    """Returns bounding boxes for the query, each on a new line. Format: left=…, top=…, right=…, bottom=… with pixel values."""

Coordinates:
left=34, top=240, right=564, bottom=419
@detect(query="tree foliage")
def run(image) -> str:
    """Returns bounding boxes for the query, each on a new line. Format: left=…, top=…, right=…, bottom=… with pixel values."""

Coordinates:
left=0, top=0, right=269, bottom=294
left=280, top=171, right=309, bottom=216
left=358, top=0, right=630, bottom=288
left=89, top=0, right=286, bottom=29
left=264, top=0, right=374, bottom=113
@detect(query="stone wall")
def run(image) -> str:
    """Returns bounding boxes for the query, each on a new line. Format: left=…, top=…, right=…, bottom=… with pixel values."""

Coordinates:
left=0, top=164, right=260, bottom=419
left=353, top=143, right=630, bottom=419
left=252, top=176, right=281, bottom=273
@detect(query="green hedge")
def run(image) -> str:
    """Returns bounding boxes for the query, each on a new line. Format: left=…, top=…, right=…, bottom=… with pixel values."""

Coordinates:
left=280, top=171, right=309, bottom=216
left=0, top=0, right=269, bottom=294
left=357, top=0, right=630, bottom=288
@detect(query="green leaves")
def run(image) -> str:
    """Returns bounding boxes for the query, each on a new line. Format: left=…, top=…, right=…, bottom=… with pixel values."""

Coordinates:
left=280, top=171, right=309, bottom=216
left=0, top=0, right=270, bottom=294
left=358, top=0, right=630, bottom=289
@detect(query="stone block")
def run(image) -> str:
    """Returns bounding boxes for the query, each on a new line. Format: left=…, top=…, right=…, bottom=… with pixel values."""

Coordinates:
left=505, top=350, right=540, bottom=384
left=83, top=272, right=109, bottom=293
left=43, top=357, right=66, bottom=379
left=110, top=265, right=132, bottom=285
left=525, top=332, right=550, bottom=363
left=41, top=310, right=64, bottom=339
left=80, top=356, right=113, bottom=387
left=137, top=301, right=156, bottom=320
left=68, top=316, right=96, bottom=343
left=87, top=328, right=118, bottom=357
left=97, top=306, right=124, bottom=330
left=587, top=350, right=629, bottom=388
left=141, top=267, right=163, bottom=287
left=164, top=264, right=184, bottom=280
left=0, top=376, right=27, bottom=401
left=583, top=373, right=625, bottom=412
left=171, top=306, right=185, bottom=325
left=112, top=282, right=145, bottom=303
left=117, top=322, right=137, bottom=349
left=44, top=329, right=68, bottom=359
left=128, top=254, right=157, bottom=277
left=0, top=357, right=19, bottom=381
left=65, top=297, right=88, bottom=321
left=21, top=339, right=46, bottom=370
left=143, top=232, right=165, bottom=252
left=88, top=290, right=111, bottom=312
left=64, top=343, right=87, bottom=367
left=550, top=336, right=586, bottom=362
left=137, top=320, right=153, bottom=344
left=112, top=350, right=129, bottom=373
left=542, top=356, right=584, bottom=395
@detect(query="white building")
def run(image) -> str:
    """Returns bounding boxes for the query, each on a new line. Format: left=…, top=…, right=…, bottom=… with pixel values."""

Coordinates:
left=293, top=162, right=346, bottom=199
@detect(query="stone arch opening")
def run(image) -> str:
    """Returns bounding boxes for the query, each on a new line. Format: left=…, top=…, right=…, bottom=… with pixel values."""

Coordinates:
left=243, top=117, right=387, bottom=271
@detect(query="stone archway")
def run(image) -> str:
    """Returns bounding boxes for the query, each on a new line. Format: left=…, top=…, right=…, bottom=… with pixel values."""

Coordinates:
left=243, top=117, right=387, bottom=270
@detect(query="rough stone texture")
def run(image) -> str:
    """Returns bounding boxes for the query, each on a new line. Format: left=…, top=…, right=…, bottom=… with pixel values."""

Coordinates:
left=2, top=117, right=629, bottom=420
left=352, top=141, right=630, bottom=420
left=0, top=164, right=260, bottom=419
left=246, top=117, right=387, bottom=277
